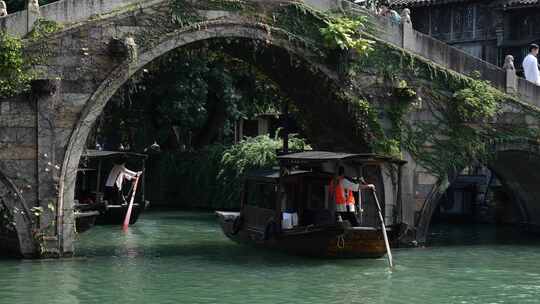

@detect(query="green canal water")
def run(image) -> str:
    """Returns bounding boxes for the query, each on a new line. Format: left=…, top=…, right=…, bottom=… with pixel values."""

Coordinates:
left=1, top=211, right=540, bottom=304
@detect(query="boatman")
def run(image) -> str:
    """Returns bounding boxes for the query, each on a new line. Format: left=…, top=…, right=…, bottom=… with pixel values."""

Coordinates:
left=329, top=166, right=375, bottom=226
left=522, top=43, right=540, bottom=86
left=104, top=156, right=142, bottom=205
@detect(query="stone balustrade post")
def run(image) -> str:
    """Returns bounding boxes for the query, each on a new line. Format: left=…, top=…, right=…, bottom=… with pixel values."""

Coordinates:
left=0, top=1, right=7, bottom=17
left=506, top=70, right=517, bottom=94
left=401, top=8, right=414, bottom=51
left=26, top=0, right=40, bottom=33
left=503, top=55, right=517, bottom=94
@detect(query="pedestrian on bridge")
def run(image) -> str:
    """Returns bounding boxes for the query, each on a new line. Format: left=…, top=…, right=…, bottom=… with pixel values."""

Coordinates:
left=522, top=44, right=540, bottom=86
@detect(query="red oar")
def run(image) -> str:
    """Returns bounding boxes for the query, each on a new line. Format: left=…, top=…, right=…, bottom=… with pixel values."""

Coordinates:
left=122, top=174, right=141, bottom=231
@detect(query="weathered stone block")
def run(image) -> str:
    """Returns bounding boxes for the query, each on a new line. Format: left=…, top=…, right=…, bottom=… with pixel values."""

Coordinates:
left=61, top=80, right=96, bottom=94
left=0, top=127, right=35, bottom=144
left=0, top=127, right=17, bottom=143
left=8, top=100, right=34, bottom=115
left=0, top=115, right=35, bottom=128
left=16, top=128, right=36, bottom=145
left=0, top=102, right=9, bottom=114
left=0, top=144, right=37, bottom=160
left=56, top=106, right=82, bottom=129
left=62, top=93, right=90, bottom=107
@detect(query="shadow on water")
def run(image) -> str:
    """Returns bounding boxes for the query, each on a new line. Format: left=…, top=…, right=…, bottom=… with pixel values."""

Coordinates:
left=427, top=223, right=540, bottom=247
left=79, top=240, right=388, bottom=268
left=75, top=210, right=390, bottom=268
left=150, top=212, right=221, bottom=223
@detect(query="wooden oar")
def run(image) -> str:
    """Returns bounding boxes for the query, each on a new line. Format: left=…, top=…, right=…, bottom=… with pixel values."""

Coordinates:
left=371, top=189, right=393, bottom=268
left=122, top=173, right=141, bottom=231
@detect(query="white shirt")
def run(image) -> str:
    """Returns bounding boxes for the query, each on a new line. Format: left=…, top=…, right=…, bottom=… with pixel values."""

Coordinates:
left=105, top=164, right=137, bottom=190
left=522, top=54, right=540, bottom=85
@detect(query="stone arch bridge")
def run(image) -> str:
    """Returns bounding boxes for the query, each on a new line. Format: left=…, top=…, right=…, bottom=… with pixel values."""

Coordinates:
left=1, top=0, right=540, bottom=257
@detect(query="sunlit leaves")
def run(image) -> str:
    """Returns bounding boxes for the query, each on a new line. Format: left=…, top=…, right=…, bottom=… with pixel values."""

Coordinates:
left=320, top=17, right=374, bottom=56
left=0, top=32, right=33, bottom=97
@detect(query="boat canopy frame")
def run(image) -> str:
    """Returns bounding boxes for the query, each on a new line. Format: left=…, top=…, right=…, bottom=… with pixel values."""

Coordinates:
left=77, top=149, right=148, bottom=204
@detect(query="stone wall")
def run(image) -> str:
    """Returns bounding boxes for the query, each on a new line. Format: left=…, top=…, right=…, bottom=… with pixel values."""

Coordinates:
left=0, top=96, right=38, bottom=257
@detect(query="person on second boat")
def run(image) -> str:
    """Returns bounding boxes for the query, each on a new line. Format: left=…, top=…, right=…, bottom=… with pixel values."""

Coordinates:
left=104, top=156, right=141, bottom=205
left=329, top=166, right=375, bottom=226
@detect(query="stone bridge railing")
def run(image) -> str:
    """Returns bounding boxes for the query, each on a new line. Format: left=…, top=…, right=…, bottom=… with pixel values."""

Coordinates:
left=362, top=8, right=540, bottom=107
left=0, top=0, right=145, bottom=37
left=1, top=0, right=540, bottom=107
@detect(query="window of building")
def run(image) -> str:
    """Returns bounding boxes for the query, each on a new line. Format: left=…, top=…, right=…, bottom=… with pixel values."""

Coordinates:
left=418, top=4, right=495, bottom=42
left=431, top=8, right=451, bottom=40
left=452, top=5, right=474, bottom=40
left=414, top=7, right=430, bottom=34
left=509, top=11, right=540, bottom=40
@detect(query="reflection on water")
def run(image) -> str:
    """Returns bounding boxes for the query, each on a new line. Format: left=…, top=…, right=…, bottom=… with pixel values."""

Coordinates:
left=1, top=211, right=540, bottom=304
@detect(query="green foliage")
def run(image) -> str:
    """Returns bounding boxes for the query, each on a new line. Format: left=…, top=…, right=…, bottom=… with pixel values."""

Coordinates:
left=99, top=47, right=283, bottom=151
left=394, top=80, right=417, bottom=101
left=271, top=3, right=329, bottom=47
left=344, top=38, right=540, bottom=178
left=320, top=16, right=374, bottom=55
left=219, top=134, right=309, bottom=180
left=398, top=76, right=520, bottom=178
left=163, top=135, right=310, bottom=209
left=171, top=0, right=203, bottom=27
left=452, top=78, right=501, bottom=122
left=0, top=32, right=33, bottom=98
left=26, top=19, right=63, bottom=40
left=205, top=0, right=248, bottom=11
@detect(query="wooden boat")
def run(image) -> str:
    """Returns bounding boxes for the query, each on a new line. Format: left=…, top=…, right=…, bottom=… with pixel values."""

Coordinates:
left=75, top=150, right=149, bottom=227
left=217, top=151, right=406, bottom=258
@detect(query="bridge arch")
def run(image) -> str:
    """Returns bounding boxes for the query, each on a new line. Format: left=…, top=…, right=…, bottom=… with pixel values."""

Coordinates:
left=415, top=141, right=540, bottom=243
left=0, top=170, right=35, bottom=257
left=57, top=19, right=364, bottom=254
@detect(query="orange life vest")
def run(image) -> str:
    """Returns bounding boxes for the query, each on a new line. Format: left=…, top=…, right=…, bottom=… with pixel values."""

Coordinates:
left=347, top=190, right=355, bottom=205
left=329, top=177, right=354, bottom=206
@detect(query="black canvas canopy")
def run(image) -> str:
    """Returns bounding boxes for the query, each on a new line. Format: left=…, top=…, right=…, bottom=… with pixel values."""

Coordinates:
left=245, top=169, right=312, bottom=181
left=390, top=0, right=538, bottom=8
left=277, top=151, right=406, bottom=165
left=82, top=150, right=148, bottom=159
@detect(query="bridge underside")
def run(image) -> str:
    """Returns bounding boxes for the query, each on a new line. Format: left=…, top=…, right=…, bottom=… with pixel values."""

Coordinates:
left=414, top=148, right=540, bottom=243
left=1, top=0, right=540, bottom=257
left=490, top=150, right=540, bottom=231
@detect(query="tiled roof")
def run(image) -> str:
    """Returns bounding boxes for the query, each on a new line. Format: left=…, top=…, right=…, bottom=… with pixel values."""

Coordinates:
left=503, top=0, right=539, bottom=7
left=390, top=0, right=472, bottom=7
left=390, top=0, right=539, bottom=7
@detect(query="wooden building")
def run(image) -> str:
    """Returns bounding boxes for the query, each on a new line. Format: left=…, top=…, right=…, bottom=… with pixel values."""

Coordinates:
left=391, top=0, right=540, bottom=71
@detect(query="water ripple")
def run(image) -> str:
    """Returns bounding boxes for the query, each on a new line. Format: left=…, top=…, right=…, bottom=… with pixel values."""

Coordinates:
left=1, top=212, right=540, bottom=304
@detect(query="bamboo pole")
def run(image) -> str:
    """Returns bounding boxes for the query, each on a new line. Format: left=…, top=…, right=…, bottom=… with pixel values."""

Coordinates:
left=371, top=189, right=393, bottom=268
left=122, top=173, right=141, bottom=231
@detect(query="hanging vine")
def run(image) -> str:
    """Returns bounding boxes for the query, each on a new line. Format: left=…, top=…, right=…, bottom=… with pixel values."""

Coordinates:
left=0, top=32, right=33, bottom=98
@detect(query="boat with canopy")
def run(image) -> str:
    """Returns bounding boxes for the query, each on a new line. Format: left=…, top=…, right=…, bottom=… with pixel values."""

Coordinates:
left=217, top=151, right=406, bottom=259
left=75, top=149, right=149, bottom=230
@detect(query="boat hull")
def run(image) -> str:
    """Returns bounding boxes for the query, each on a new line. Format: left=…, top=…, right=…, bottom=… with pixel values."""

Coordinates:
left=216, top=211, right=394, bottom=258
